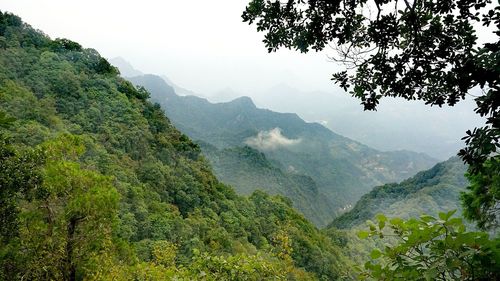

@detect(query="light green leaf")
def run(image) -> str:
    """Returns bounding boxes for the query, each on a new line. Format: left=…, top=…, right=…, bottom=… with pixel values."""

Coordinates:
left=420, top=214, right=436, bottom=223
left=358, top=231, right=369, bottom=239
left=370, top=249, right=382, bottom=259
left=439, top=210, right=456, bottom=221
left=390, top=217, right=403, bottom=226
left=375, top=213, right=387, bottom=223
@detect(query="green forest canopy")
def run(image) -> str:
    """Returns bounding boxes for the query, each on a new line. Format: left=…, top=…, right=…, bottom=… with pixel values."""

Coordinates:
left=0, top=11, right=353, bottom=280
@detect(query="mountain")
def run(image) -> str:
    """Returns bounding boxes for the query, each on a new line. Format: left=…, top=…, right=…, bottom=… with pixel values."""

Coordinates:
left=186, top=81, right=482, bottom=160
left=0, top=11, right=352, bottom=280
left=124, top=74, right=438, bottom=226
left=119, top=74, right=336, bottom=226
left=109, top=56, right=143, bottom=77
left=249, top=84, right=484, bottom=161
left=330, top=157, right=468, bottom=229
left=108, top=57, right=200, bottom=98
left=210, top=87, right=244, bottom=103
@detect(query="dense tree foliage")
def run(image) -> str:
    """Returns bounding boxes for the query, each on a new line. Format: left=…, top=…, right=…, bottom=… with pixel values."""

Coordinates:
left=357, top=212, right=500, bottom=280
left=5, top=135, right=120, bottom=281
left=0, top=11, right=353, bottom=280
left=3, top=8, right=497, bottom=280
left=0, top=113, right=44, bottom=244
left=242, top=0, right=500, bottom=228
left=462, top=158, right=500, bottom=229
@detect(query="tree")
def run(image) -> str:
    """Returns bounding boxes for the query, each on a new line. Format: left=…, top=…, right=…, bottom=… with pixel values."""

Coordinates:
left=0, top=112, right=44, bottom=243
left=462, top=157, right=500, bottom=229
left=357, top=212, right=500, bottom=280
left=0, top=112, right=46, bottom=279
left=242, top=0, right=500, bottom=228
left=1, top=134, right=120, bottom=280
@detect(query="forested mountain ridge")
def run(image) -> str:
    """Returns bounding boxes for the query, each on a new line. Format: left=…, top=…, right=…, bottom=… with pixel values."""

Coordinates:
left=0, top=11, right=352, bottom=280
left=330, top=157, right=468, bottom=229
left=124, top=73, right=438, bottom=225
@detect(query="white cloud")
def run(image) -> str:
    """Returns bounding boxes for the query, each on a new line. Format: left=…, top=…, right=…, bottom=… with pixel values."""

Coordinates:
left=245, top=128, right=301, bottom=150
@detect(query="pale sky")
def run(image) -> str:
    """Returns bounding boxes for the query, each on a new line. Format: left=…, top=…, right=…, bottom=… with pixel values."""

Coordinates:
left=2, top=0, right=340, bottom=95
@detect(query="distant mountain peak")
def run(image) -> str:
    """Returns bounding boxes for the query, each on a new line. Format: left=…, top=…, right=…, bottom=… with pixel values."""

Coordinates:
left=109, top=57, right=143, bottom=77
left=228, top=96, right=256, bottom=108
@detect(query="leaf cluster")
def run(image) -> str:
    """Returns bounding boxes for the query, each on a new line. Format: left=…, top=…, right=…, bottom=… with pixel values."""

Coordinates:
left=358, top=211, right=500, bottom=280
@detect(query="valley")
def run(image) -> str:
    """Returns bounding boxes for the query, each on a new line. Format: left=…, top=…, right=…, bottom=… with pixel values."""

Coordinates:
left=120, top=69, right=437, bottom=226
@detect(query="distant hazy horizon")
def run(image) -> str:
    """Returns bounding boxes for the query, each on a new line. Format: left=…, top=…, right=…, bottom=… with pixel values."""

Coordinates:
left=111, top=55, right=483, bottom=160
left=2, top=1, right=486, bottom=159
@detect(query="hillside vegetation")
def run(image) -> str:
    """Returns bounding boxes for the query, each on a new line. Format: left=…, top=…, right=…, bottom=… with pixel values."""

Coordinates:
left=331, top=157, right=468, bottom=229
left=0, top=12, right=352, bottom=280
left=202, top=144, right=337, bottom=226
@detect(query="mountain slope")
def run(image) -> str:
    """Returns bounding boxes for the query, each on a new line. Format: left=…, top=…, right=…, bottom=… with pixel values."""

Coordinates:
left=330, top=157, right=468, bottom=229
left=0, top=11, right=351, bottom=280
left=125, top=74, right=339, bottom=226
left=126, top=74, right=438, bottom=219
left=202, top=143, right=337, bottom=226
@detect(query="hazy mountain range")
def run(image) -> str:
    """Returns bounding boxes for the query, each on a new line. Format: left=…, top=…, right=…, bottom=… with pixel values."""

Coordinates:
left=222, top=84, right=483, bottom=161
left=112, top=59, right=439, bottom=226
left=111, top=57, right=483, bottom=161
